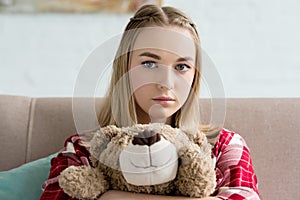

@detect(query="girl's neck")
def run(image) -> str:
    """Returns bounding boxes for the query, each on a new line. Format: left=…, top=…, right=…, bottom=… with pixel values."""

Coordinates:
left=135, top=104, right=173, bottom=125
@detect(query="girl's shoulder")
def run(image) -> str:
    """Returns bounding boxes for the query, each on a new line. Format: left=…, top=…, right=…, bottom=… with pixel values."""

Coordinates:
left=212, top=128, right=249, bottom=157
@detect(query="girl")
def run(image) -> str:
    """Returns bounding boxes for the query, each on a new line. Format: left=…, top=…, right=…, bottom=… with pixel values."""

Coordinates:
left=40, top=4, right=260, bottom=200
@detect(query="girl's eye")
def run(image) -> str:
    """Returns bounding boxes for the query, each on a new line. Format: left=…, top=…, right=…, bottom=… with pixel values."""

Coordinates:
left=175, top=64, right=190, bottom=72
left=142, top=61, right=157, bottom=69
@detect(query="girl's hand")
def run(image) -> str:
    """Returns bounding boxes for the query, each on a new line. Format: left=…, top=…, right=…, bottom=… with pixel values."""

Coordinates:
left=99, top=190, right=221, bottom=200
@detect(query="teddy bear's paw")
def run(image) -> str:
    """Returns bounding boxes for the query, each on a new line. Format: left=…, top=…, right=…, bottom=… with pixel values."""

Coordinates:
left=59, top=165, right=109, bottom=200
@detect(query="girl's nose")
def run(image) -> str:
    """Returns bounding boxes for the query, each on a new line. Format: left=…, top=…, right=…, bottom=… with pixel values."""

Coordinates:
left=157, top=67, right=174, bottom=90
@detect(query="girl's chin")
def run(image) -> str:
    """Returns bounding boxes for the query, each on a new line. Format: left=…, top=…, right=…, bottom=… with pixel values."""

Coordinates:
left=148, top=105, right=177, bottom=124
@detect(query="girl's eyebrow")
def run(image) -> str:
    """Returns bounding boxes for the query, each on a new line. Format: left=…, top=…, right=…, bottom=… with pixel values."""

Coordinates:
left=139, top=52, right=194, bottom=62
left=139, top=52, right=161, bottom=60
left=176, top=57, right=194, bottom=62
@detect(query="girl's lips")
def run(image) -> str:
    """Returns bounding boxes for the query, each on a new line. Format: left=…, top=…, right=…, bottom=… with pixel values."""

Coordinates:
left=152, top=97, right=175, bottom=105
left=152, top=96, right=175, bottom=101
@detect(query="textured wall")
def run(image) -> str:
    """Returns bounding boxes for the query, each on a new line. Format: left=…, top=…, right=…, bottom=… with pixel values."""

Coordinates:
left=0, top=0, right=299, bottom=97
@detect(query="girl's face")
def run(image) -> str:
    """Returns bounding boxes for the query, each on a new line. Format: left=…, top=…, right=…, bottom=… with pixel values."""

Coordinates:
left=129, top=26, right=196, bottom=124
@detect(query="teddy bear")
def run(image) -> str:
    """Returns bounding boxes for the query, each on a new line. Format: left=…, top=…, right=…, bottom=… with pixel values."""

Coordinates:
left=58, top=123, right=216, bottom=199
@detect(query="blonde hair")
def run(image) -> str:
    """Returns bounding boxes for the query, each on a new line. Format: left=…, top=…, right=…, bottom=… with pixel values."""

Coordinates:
left=98, top=4, right=220, bottom=143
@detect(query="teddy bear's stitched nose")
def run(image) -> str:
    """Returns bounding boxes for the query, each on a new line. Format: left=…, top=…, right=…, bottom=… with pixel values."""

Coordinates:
left=132, top=130, right=161, bottom=146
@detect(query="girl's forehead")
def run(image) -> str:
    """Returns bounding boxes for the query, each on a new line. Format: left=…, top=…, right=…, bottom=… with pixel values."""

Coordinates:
left=132, top=26, right=196, bottom=59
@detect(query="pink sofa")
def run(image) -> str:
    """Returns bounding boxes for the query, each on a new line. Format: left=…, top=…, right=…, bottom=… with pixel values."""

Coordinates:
left=0, top=95, right=299, bottom=200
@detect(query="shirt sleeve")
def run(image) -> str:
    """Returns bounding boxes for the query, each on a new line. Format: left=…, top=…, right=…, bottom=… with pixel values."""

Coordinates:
left=40, top=134, right=92, bottom=200
left=212, top=129, right=261, bottom=200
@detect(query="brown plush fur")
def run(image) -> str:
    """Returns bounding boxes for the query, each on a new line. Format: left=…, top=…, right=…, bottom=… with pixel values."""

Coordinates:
left=58, top=124, right=216, bottom=199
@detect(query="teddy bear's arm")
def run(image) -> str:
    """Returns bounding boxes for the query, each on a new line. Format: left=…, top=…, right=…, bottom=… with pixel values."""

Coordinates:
left=59, top=165, right=109, bottom=200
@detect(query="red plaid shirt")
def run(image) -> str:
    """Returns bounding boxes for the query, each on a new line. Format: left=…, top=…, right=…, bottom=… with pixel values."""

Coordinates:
left=40, top=129, right=260, bottom=200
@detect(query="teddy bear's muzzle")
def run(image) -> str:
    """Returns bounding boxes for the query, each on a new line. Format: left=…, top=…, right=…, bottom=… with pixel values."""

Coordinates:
left=119, top=134, right=178, bottom=186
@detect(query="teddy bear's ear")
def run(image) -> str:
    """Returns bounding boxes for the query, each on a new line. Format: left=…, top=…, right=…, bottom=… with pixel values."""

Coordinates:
left=91, top=125, right=126, bottom=159
left=90, top=125, right=122, bottom=160
left=100, top=125, right=121, bottom=139
left=193, top=131, right=209, bottom=146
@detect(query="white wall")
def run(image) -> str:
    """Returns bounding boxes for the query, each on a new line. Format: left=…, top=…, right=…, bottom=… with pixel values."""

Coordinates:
left=0, top=0, right=299, bottom=97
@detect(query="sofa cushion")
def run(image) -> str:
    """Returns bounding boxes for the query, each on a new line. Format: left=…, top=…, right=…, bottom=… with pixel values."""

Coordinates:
left=28, top=97, right=103, bottom=162
left=27, top=98, right=77, bottom=162
left=0, top=153, right=56, bottom=200
left=223, top=98, right=300, bottom=200
left=0, top=95, right=31, bottom=171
